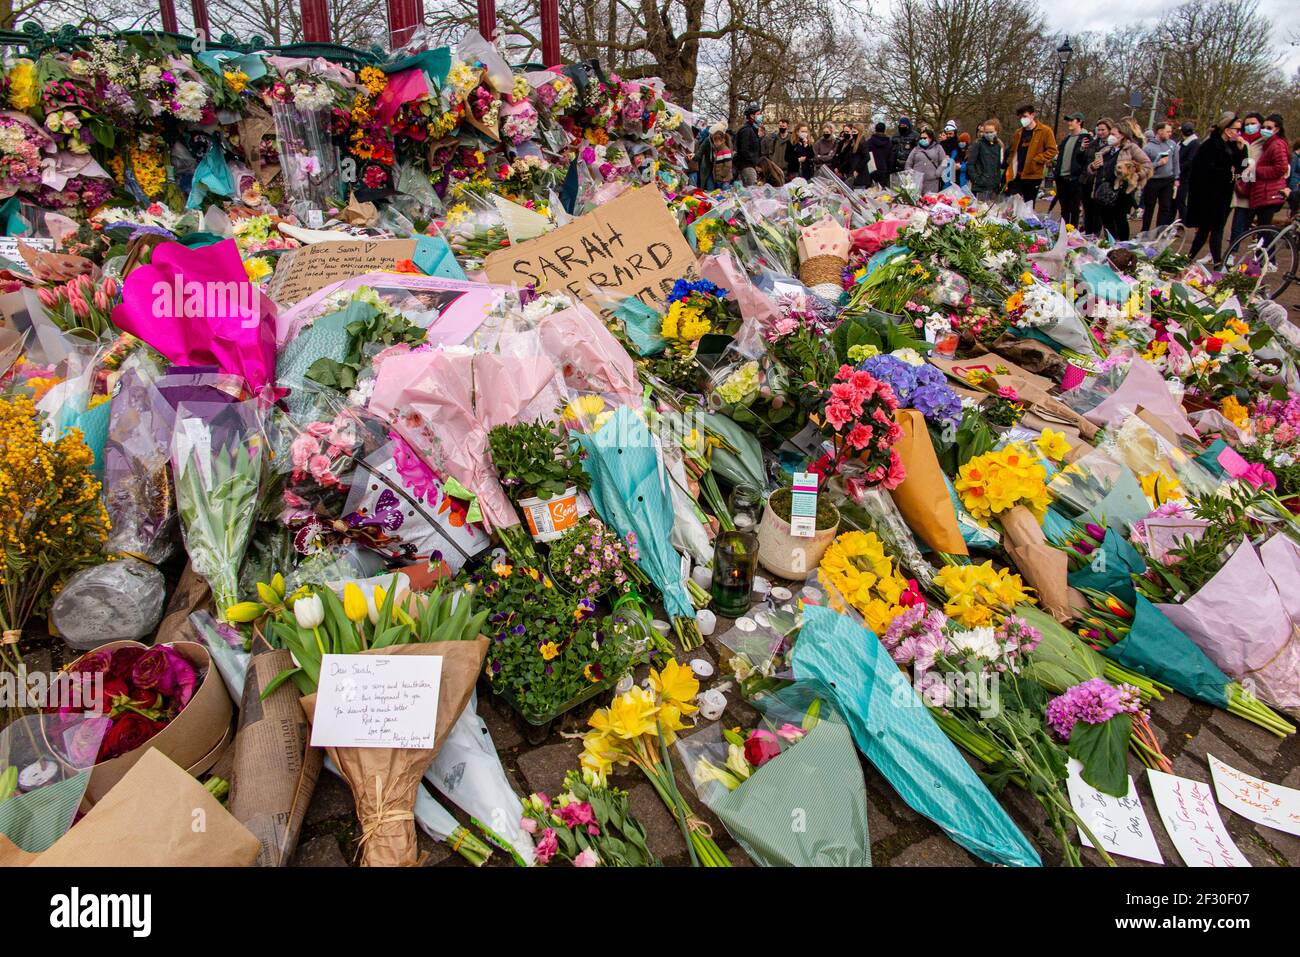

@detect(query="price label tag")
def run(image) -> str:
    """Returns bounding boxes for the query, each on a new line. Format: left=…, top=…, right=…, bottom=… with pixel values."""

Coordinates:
left=790, top=471, right=819, bottom=539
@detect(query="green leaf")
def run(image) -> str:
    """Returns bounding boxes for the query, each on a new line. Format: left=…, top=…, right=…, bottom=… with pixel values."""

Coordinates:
left=1067, top=714, right=1132, bottom=798
left=259, top=667, right=301, bottom=700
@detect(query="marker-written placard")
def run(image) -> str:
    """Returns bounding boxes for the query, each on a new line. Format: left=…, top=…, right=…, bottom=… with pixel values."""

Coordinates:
left=1209, top=753, right=1300, bottom=837
left=1147, top=769, right=1250, bottom=867
left=483, top=186, right=698, bottom=316
left=1065, top=759, right=1163, bottom=864
left=268, top=238, right=417, bottom=306
left=310, top=653, right=442, bottom=749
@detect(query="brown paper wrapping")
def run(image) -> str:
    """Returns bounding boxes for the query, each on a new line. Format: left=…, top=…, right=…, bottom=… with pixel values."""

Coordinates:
left=888, top=409, right=968, bottom=555
left=53, top=639, right=234, bottom=804
left=0, top=748, right=259, bottom=866
left=229, top=638, right=322, bottom=866
left=156, top=563, right=214, bottom=645
left=1000, top=505, right=1085, bottom=623
left=300, top=638, right=488, bottom=867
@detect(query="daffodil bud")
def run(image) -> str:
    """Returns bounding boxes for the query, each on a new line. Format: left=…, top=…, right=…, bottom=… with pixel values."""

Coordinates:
left=256, top=581, right=280, bottom=606
left=270, top=572, right=286, bottom=598
left=294, top=593, right=324, bottom=630
left=224, top=601, right=264, bottom=623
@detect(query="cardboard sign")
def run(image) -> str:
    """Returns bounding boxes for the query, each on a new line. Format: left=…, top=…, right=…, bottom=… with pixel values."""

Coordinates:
left=1147, top=769, right=1250, bottom=867
left=268, top=238, right=417, bottom=306
left=483, top=186, right=697, bottom=316
left=1066, top=760, right=1163, bottom=864
left=310, top=654, right=442, bottom=749
left=1208, top=754, right=1300, bottom=837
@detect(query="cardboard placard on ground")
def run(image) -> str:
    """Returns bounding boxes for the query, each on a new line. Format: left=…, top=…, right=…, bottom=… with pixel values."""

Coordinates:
left=268, top=238, right=418, bottom=306
left=929, top=354, right=1099, bottom=441
left=483, top=186, right=698, bottom=317
left=0, top=748, right=259, bottom=866
left=229, top=640, right=322, bottom=866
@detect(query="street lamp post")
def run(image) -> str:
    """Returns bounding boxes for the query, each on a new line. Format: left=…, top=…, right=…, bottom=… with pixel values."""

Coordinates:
left=1052, top=37, right=1073, bottom=134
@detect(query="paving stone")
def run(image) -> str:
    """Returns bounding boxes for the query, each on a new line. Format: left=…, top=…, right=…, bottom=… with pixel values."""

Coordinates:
left=1208, top=708, right=1289, bottom=764
left=1176, top=727, right=1257, bottom=777
left=1151, top=692, right=1190, bottom=727
left=625, top=781, right=690, bottom=862
left=891, top=835, right=978, bottom=866
left=478, top=695, right=524, bottom=752
left=866, top=793, right=898, bottom=844
left=291, top=834, right=348, bottom=867
left=725, top=844, right=756, bottom=866
left=515, top=739, right=583, bottom=796
left=304, top=771, right=355, bottom=826
left=416, top=827, right=455, bottom=867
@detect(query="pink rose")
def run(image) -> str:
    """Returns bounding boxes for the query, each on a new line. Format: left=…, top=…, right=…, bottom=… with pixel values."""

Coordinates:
left=307, top=454, right=334, bottom=483
left=290, top=433, right=316, bottom=470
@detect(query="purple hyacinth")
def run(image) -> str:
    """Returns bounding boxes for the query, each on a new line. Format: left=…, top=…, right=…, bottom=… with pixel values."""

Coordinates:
left=1045, top=678, right=1141, bottom=741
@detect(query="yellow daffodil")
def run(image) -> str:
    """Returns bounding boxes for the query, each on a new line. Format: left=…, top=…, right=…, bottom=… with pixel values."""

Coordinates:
left=589, top=686, right=659, bottom=740
left=649, top=659, right=700, bottom=713
left=1034, top=428, right=1071, bottom=463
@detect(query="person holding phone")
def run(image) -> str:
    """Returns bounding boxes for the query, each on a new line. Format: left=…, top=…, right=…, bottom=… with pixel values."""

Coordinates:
left=1141, top=121, right=1179, bottom=231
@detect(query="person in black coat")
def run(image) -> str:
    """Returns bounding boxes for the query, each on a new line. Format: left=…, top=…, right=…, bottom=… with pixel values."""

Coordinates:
left=734, top=104, right=763, bottom=185
left=1184, top=113, right=1246, bottom=265
left=786, top=123, right=815, bottom=180
left=1175, top=121, right=1201, bottom=223
left=890, top=117, right=919, bottom=173
left=857, top=123, right=893, bottom=188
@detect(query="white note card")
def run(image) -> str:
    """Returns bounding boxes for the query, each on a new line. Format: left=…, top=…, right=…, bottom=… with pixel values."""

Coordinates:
left=1208, top=754, right=1300, bottom=838
left=1066, top=760, right=1163, bottom=864
left=310, top=654, right=442, bottom=749
left=1147, top=769, right=1250, bottom=867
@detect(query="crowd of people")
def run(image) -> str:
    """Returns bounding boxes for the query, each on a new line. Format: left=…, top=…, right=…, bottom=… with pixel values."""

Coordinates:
left=694, top=102, right=1300, bottom=265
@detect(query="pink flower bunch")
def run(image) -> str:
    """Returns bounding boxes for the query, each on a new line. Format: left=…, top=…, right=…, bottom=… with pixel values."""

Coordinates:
left=288, top=414, right=360, bottom=490
left=817, top=364, right=905, bottom=488
left=1045, top=678, right=1142, bottom=741
left=882, top=605, right=949, bottom=672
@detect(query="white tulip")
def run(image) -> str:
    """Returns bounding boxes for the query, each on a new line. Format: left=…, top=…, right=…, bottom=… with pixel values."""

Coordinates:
left=294, top=593, right=324, bottom=630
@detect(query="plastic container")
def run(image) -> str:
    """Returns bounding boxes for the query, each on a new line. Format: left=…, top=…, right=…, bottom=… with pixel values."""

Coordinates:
left=519, top=486, right=581, bottom=542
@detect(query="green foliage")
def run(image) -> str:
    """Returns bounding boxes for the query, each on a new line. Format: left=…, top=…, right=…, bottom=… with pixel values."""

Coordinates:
left=488, top=419, right=590, bottom=501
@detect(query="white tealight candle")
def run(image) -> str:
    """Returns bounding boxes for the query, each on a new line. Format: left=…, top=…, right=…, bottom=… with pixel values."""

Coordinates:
left=691, top=566, right=713, bottom=590
left=752, top=576, right=771, bottom=596
left=651, top=619, right=672, bottom=636
left=734, top=616, right=757, bottom=632
left=770, top=586, right=793, bottom=601
left=690, top=658, right=715, bottom=678
left=696, top=608, right=717, bottom=636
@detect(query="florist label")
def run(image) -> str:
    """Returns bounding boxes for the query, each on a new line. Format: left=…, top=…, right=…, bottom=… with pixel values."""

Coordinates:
left=483, top=186, right=698, bottom=316
left=310, top=654, right=442, bottom=749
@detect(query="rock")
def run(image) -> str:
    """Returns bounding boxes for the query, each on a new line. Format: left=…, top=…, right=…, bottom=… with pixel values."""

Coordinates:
left=891, top=835, right=978, bottom=866
left=304, top=772, right=355, bottom=827
left=291, top=834, right=348, bottom=867
left=625, top=781, right=688, bottom=862
left=515, top=740, right=583, bottom=796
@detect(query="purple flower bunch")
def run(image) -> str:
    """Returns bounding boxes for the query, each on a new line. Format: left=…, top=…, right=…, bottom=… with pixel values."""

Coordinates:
left=1045, top=678, right=1142, bottom=741
left=882, top=605, right=950, bottom=672
left=549, top=516, right=638, bottom=598
left=860, top=354, right=961, bottom=428
left=996, top=615, right=1042, bottom=661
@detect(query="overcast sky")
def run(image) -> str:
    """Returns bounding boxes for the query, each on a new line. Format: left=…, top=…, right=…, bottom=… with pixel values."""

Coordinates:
left=1043, top=1, right=1300, bottom=73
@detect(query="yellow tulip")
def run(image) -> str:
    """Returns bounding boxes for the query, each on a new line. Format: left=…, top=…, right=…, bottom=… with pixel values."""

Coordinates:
left=224, top=601, right=264, bottom=623
left=270, top=573, right=286, bottom=598
left=343, top=583, right=368, bottom=623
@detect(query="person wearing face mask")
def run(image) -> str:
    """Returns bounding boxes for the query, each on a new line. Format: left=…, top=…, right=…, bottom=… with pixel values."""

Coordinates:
left=734, top=104, right=764, bottom=186
left=762, top=117, right=792, bottom=181
left=813, top=124, right=838, bottom=172
left=1003, top=104, right=1058, bottom=206
left=1079, top=119, right=1111, bottom=235
left=860, top=121, right=894, bottom=188
left=1087, top=115, right=1152, bottom=241
left=1140, top=121, right=1180, bottom=231
left=786, top=124, right=815, bottom=180
left=905, top=127, right=946, bottom=193
left=1184, top=113, right=1246, bottom=265
left=1288, top=136, right=1300, bottom=218
left=969, top=118, right=1004, bottom=202
left=834, top=124, right=859, bottom=178
left=890, top=117, right=919, bottom=173
left=1229, top=111, right=1266, bottom=244
left=1246, top=114, right=1289, bottom=228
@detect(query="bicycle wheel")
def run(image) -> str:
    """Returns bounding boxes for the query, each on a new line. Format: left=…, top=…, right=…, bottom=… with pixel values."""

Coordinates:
left=1225, top=225, right=1298, bottom=300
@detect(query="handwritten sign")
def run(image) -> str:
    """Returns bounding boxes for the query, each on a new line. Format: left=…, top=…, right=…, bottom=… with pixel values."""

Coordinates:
left=483, top=186, right=697, bottom=317
left=1209, top=754, right=1300, bottom=837
left=1147, top=769, right=1250, bottom=867
left=310, top=654, right=442, bottom=749
left=268, top=238, right=417, bottom=306
left=0, top=236, right=53, bottom=267
left=1066, top=760, right=1163, bottom=864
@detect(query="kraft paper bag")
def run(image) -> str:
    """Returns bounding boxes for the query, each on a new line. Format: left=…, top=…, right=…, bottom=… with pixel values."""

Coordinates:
left=1000, top=505, right=1083, bottom=623
left=300, top=638, right=488, bottom=867
left=0, top=748, right=259, bottom=866
left=888, top=409, right=968, bottom=555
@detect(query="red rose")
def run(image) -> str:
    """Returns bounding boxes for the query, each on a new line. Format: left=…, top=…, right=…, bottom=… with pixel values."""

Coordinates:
left=1203, top=336, right=1225, bottom=354
left=131, top=647, right=168, bottom=690
left=99, top=713, right=164, bottom=762
left=107, top=646, right=146, bottom=681
left=73, top=649, right=112, bottom=675
left=743, top=730, right=782, bottom=768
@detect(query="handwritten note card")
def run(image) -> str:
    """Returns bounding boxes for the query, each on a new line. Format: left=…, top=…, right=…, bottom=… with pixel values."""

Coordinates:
left=310, top=654, right=442, bottom=749
left=1066, top=760, right=1163, bottom=864
left=1209, top=754, right=1300, bottom=837
left=1147, top=769, right=1250, bottom=867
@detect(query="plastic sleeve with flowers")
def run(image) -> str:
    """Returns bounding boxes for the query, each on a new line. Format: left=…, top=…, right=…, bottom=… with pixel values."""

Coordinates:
left=267, top=98, right=340, bottom=214
left=0, top=710, right=109, bottom=849
left=170, top=399, right=265, bottom=619
left=442, top=191, right=511, bottom=270
left=675, top=680, right=871, bottom=866
left=101, top=365, right=178, bottom=562
left=1104, top=415, right=1219, bottom=506
left=827, top=477, right=938, bottom=590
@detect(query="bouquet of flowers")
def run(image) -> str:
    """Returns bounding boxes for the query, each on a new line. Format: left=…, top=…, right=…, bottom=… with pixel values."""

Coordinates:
left=812, top=364, right=905, bottom=486
left=580, top=660, right=730, bottom=866
left=0, top=116, right=44, bottom=198
left=46, top=643, right=200, bottom=764
left=932, top=561, right=1032, bottom=628
left=171, top=400, right=265, bottom=619
left=818, top=530, right=922, bottom=635
left=35, top=275, right=119, bottom=339
left=953, top=443, right=1051, bottom=522
left=522, top=769, right=656, bottom=867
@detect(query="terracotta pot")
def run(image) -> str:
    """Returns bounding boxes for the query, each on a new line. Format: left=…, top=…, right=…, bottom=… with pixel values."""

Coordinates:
left=757, top=492, right=839, bottom=580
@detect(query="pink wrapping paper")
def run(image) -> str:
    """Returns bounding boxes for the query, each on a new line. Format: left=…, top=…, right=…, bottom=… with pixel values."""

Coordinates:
left=535, top=303, right=640, bottom=407
left=698, top=251, right=777, bottom=357
left=373, top=67, right=432, bottom=125
left=797, top=217, right=851, bottom=263
left=367, top=350, right=566, bottom=531
left=111, top=240, right=278, bottom=396
left=1083, top=357, right=1198, bottom=439
left=1216, top=445, right=1277, bottom=489
left=1157, top=536, right=1300, bottom=709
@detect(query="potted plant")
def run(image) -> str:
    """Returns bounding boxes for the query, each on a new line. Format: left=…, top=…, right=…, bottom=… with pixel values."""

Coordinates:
left=488, top=419, right=591, bottom=546
left=757, top=487, right=841, bottom=579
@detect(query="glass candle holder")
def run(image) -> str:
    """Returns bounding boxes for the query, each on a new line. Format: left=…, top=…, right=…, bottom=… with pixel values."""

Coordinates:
left=710, top=528, right=758, bottom=618
left=728, top=484, right=763, bottom=532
